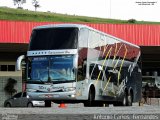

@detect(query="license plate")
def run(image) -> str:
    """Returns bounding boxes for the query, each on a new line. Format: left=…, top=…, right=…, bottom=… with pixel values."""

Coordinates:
left=39, top=94, right=59, bottom=98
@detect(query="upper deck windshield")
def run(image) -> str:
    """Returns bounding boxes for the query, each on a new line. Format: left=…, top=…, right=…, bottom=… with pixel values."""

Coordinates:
left=28, top=55, right=76, bottom=83
left=29, top=27, right=78, bottom=50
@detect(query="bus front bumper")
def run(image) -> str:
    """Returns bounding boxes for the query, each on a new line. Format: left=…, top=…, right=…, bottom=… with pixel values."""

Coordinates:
left=27, top=91, right=77, bottom=101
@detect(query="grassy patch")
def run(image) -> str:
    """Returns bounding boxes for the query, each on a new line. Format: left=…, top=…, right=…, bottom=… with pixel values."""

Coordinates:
left=0, top=7, right=160, bottom=24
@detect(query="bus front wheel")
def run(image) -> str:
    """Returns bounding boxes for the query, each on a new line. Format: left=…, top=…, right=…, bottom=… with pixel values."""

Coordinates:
left=122, top=92, right=127, bottom=106
left=84, top=88, right=95, bottom=107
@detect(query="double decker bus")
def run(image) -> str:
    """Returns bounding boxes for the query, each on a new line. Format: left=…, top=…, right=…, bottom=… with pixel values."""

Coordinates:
left=17, top=24, right=142, bottom=107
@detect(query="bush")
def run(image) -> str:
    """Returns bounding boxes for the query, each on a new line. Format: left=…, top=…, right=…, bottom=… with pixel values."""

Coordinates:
left=128, top=19, right=136, bottom=23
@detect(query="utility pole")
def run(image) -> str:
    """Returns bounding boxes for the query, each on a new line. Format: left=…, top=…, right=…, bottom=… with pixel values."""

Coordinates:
left=109, top=0, right=112, bottom=18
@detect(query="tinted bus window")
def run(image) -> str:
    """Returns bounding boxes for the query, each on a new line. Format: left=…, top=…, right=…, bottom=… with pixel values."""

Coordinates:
left=29, top=28, right=78, bottom=50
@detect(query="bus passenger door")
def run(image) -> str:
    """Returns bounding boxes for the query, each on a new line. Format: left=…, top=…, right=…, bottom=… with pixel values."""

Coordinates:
left=76, top=64, right=86, bottom=97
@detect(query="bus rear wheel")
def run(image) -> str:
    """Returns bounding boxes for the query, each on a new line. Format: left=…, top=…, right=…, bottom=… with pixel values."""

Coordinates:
left=122, top=92, right=127, bottom=106
left=114, top=92, right=127, bottom=106
left=114, top=92, right=133, bottom=106
left=127, top=93, right=133, bottom=106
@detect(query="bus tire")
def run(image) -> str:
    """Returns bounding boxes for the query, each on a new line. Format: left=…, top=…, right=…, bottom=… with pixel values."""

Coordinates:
left=127, top=92, right=133, bottom=106
left=114, top=92, right=128, bottom=106
left=84, top=87, right=95, bottom=107
left=45, top=100, right=51, bottom=107
left=121, top=92, right=127, bottom=106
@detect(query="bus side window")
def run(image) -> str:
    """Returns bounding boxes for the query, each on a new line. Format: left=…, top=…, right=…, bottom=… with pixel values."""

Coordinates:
left=118, top=67, right=127, bottom=84
left=105, top=69, right=117, bottom=85
left=90, top=65, right=103, bottom=80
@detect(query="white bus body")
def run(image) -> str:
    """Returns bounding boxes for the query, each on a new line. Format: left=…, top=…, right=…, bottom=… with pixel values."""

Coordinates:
left=17, top=24, right=142, bottom=107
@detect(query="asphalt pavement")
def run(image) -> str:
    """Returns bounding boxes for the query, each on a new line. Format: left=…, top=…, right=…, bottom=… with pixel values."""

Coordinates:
left=0, top=103, right=160, bottom=120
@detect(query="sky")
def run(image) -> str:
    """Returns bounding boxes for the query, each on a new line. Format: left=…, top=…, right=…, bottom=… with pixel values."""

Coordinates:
left=0, top=0, right=160, bottom=22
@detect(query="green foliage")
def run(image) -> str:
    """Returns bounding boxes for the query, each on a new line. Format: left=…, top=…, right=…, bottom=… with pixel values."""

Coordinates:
left=4, top=78, right=17, bottom=96
left=0, top=7, right=160, bottom=24
left=128, top=19, right=136, bottom=23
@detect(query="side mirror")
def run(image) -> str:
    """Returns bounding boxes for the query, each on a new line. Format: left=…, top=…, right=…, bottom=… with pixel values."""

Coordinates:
left=16, top=55, right=25, bottom=71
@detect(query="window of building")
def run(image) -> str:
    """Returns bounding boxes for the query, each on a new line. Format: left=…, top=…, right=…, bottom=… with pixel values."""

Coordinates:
left=0, top=65, right=15, bottom=71
left=1, top=65, right=7, bottom=71
left=8, top=65, right=15, bottom=71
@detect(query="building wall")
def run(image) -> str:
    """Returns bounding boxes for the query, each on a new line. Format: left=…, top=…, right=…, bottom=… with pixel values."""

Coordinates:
left=0, top=76, right=22, bottom=107
left=0, top=61, right=22, bottom=76
left=0, top=60, right=22, bottom=107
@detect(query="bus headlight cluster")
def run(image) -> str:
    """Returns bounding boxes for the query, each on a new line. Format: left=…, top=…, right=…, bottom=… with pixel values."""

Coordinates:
left=63, top=87, right=76, bottom=92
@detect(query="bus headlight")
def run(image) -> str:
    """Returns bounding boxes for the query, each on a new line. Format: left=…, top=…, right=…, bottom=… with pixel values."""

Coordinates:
left=63, top=87, right=76, bottom=92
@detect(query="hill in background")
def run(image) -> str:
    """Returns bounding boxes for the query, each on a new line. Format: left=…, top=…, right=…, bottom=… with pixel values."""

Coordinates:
left=0, top=7, right=160, bottom=24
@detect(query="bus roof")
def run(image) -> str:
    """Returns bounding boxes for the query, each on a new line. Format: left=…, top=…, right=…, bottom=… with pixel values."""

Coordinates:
left=33, top=24, right=87, bottom=30
left=33, top=24, right=140, bottom=49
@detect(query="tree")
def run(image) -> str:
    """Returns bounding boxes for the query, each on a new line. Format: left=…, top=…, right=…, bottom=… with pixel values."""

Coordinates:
left=13, top=0, right=26, bottom=9
left=4, top=78, right=17, bottom=96
left=32, top=0, right=40, bottom=11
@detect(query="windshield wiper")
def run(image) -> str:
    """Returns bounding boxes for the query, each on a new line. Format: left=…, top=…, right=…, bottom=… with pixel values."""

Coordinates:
left=45, top=76, right=52, bottom=83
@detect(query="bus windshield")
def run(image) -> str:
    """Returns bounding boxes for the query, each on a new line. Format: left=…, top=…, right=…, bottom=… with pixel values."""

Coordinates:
left=28, top=55, right=76, bottom=82
left=29, top=27, right=78, bottom=50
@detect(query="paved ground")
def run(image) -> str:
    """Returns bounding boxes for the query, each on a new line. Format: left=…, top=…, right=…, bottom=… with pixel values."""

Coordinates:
left=0, top=103, right=160, bottom=120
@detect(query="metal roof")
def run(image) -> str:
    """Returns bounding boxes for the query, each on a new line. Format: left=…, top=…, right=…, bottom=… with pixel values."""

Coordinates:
left=0, top=20, right=160, bottom=46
